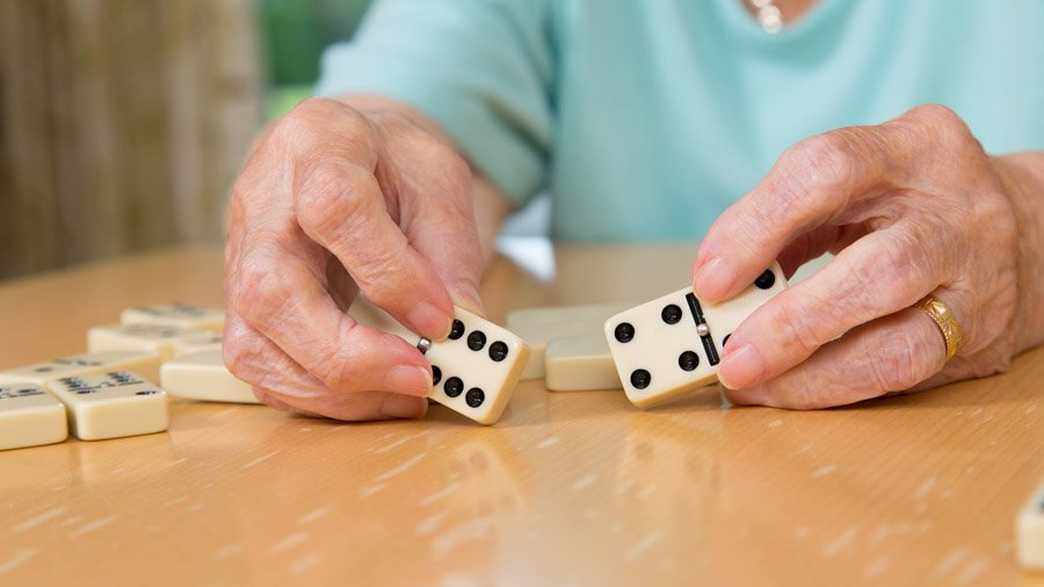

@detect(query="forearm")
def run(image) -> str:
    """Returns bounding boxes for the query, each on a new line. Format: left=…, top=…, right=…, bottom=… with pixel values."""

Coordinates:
left=995, top=152, right=1044, bottom=353
left=336, top=94, right=515, bottom=266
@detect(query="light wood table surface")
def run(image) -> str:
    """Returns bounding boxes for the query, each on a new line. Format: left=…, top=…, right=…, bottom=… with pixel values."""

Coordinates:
left=1, top=244, right=1042, bottom=587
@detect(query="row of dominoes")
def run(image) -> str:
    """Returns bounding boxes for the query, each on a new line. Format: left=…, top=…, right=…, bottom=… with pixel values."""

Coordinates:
left=0, top=302, right=536, bottom=450
left=0, top=304, right=252, bottom=451
left=2, top=262, right=783, bottom=449
left=507, top=262, right=788, bottom=407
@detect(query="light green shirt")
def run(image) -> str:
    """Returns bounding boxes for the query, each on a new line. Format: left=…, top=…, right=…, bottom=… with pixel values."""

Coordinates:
left=317, top=0, right=1044, bottom=241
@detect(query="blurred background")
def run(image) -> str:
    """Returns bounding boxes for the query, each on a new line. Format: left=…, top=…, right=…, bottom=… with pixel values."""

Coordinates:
left=0, top=0, right=372, bottom=281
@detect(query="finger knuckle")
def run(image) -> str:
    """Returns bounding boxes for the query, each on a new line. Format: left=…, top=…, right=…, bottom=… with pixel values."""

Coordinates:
left=354, top=247, right=410, bottom=302
left=234, top=254, right=292, bottom=327
left=868, top=330, right=932, bottom=392
left=783, top=133, right=859, bottom=194
left=282, top=316, right=357, bottom=391
left=905, top=104, right=978, bottom=153
left=295, top=162, right=374, bottom=237
left=858, top=232, right=927, bottom=310
left=397, top=130, right=473, bottom=195
left=771, top=302, right=827, bottom=358
left=280, top=98, right=375, bottom=156
left=223, top=330, right=262, bottom=384
left=294, top=96, right=346, bottom=117
left=761, top=374, right=836, bottom=410
left=277, top=99, right=330, bottom=142
left=907, top=103, right=964, bottom=131
left=430, top=146, right=473, bottom=193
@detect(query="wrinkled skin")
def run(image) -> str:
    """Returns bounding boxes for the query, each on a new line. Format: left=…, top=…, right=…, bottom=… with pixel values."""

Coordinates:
left=226, top=98, right=1044, bottom=420
left=694, top=105, right=1044, bottom=408
left=224, top=97, right=487, bottom=420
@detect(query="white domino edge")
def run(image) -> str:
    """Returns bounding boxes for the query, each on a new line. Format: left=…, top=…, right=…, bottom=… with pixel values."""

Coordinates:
left=0, top=351, right=163, bottom=386
left=87, top=323, right=189, bottom=362
left=160, top=349, right=260, bottom=404
left=45, top=371, right=169, bottom=441
left=120, top=304, right=225, bottom=333
left=0, top=384, right=68, bottom=450
left=544, top=333, right=621, bottom=391
left=507, top=302, right=631, bottom=381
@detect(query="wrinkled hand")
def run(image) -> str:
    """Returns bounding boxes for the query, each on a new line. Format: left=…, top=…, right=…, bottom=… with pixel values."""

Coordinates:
left=224, top=97, right=484, bottom=420
left=694, top=104, right=1035, bottom=408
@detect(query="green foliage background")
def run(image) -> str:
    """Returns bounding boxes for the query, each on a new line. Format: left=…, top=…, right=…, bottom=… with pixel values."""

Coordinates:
left=259, top=0, right=371, bottom=118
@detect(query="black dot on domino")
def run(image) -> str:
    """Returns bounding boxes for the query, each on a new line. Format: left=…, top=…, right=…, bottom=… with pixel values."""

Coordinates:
left=467, top=330, right=487, bottom=351
left=444, top=376, right=464, bottom=397
left=630, top=369, right=651, bottom=389
left=465, top=387, right=485, bottom=408
left=755, top=269, right=776, bottom=290
left=488, top=341, right=508, bottom=362
left=678, top=350, right=700, bottom=371
left=661, top=304, right=682, bottom=324
left=448, top=319, right=465, bottom=340
left=614, top=322, right=635, bottom=343
left=432, top=365, right=442, bottom=385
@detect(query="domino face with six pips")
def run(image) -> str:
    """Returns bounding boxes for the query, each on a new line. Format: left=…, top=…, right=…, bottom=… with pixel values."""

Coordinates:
left=604, top=263, right=788, bottom=408
left=416, top=307, right=529, bottom=425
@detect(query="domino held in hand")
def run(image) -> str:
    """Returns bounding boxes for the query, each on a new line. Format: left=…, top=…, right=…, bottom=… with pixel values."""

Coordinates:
left=604, top=263, right=787, bottom=408
left=417, top=307, right=529, bottom=425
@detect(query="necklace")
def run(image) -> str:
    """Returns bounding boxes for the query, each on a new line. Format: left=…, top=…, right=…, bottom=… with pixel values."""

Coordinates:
left=749, top=0, right=783, bottom=33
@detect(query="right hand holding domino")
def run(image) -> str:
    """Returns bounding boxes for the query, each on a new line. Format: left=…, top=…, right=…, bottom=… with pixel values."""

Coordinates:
left=223, top=97, right=486, bottom=421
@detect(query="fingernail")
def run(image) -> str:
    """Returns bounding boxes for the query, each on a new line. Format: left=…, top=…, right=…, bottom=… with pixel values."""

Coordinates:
left=694, top=257, right=735, bottom=301
left=717, top=343, right=765, bottom=390
left=407, top=302, right=452, bottom=340
left=386, top=365, right=432, bottom=397
left=380, top=394, right=428, bottom=419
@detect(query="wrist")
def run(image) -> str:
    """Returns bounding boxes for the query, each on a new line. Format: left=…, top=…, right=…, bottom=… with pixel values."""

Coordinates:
left=993, top=153, right=1044, bottom=354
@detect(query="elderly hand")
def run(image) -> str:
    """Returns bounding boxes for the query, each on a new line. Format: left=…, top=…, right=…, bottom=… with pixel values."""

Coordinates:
left=224, top=97, right=485, bottom=420
left=694, top=104, right=1044, bottom=408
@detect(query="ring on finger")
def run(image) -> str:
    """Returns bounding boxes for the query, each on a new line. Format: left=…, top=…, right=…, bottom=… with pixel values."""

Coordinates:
left=915, top=295, right=963, bottom=361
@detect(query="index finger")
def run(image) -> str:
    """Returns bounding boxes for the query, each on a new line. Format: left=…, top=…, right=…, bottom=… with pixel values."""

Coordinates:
left=693, top=124, right=912, bottom=302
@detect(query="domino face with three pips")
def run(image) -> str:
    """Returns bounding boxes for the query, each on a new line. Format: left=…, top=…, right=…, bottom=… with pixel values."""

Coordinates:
left=604, top=263, right=787, bottom=408
left=416, top=307, right=529, bottom=425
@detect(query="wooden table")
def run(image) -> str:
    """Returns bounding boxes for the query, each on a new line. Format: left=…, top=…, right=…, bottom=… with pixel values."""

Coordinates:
left=1, top=244, right=1042, bottom=587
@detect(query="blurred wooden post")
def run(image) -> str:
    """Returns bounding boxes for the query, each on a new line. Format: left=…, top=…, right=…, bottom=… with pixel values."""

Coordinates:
left=0, top=0, right=264, bottom=280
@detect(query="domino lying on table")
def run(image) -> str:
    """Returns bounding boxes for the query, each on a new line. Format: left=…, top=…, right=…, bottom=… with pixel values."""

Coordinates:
left=2, top=265, right=783, bottom=451
left=0, top=302, right=532, bottom=451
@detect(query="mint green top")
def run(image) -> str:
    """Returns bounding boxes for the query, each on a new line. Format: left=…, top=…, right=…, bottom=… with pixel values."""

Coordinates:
left=317, top=0, right=1044, bottom=241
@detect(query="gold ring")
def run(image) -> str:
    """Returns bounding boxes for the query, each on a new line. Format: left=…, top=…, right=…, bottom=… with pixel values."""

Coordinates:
left=915, top=295, right=963, bottom=361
